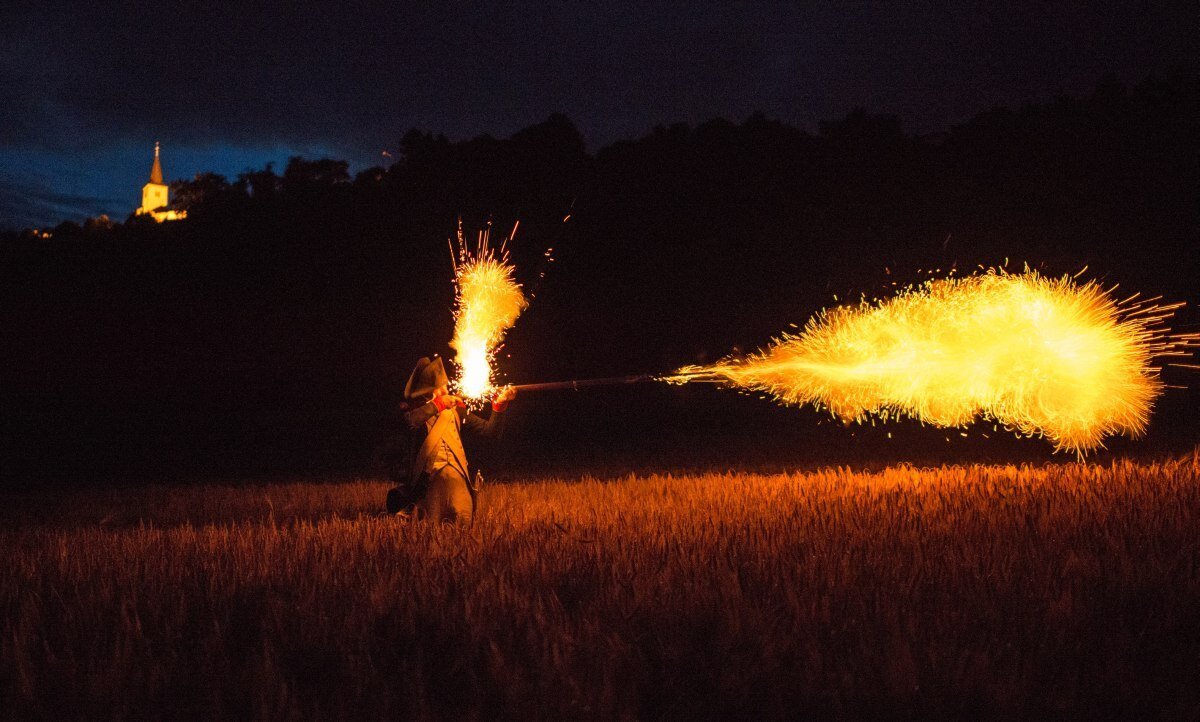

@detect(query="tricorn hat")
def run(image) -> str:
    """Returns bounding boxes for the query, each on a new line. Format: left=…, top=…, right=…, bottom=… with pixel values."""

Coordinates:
left=404, top=356, right=449, bottom=400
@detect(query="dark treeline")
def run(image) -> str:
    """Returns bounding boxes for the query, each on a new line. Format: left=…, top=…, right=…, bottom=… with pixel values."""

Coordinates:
left=3, top=71, right=1198, bottom=484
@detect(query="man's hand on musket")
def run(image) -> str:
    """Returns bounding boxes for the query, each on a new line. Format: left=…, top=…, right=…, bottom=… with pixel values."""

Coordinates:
left=491, top=386, right=517, bottom=412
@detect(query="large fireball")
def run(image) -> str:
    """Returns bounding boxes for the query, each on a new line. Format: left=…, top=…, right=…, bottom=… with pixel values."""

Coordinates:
left=668, top=270, right=1196, bottom=454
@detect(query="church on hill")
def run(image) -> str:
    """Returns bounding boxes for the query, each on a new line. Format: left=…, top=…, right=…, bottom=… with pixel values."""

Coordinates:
left=136, top=142, right=185, bottom=222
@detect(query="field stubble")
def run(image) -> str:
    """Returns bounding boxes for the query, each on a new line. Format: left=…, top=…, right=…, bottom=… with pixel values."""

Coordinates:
left=3, top=458, right=1200, bottom=719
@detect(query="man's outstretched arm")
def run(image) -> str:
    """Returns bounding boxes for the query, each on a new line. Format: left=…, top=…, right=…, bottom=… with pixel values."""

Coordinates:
left=464, top=387, right=515, bottom=438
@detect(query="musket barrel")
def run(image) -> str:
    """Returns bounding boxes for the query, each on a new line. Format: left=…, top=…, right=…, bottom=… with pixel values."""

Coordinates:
left=508, top=374, right=654, bottom=392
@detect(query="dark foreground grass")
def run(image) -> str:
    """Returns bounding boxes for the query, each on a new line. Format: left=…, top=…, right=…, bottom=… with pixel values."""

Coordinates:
left=3, top=458, right=1200, bottom=719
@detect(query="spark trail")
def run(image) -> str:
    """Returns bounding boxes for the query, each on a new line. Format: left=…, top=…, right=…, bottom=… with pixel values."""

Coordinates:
left=666, top=270, right=1197, bottom=454
left=449, top=221, right=528, bottom=400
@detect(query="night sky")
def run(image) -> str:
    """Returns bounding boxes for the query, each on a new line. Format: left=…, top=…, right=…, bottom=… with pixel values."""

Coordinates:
left=1, top=1, right=1194, bottom=230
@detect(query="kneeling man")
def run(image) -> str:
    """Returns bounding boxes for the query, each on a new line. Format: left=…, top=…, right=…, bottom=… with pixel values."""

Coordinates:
left=388, top=356, right=513, bottom=524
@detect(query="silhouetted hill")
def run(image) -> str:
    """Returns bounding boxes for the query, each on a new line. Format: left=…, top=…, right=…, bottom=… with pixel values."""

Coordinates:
left=2, top=73, right=1197, bottom=484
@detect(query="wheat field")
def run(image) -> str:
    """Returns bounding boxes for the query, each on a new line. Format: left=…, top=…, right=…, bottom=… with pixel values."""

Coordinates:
left=4, top=458, right=1200, bottom=719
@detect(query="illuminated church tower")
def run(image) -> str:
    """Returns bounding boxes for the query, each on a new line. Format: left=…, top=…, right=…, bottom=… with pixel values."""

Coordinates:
left=136, top=142, right=184, bottom=221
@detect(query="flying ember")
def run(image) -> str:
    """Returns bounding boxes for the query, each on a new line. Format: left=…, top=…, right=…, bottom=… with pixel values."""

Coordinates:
left=449, top=222, right=528, bottom=401
left=666, top=270, right=1197, bottom=454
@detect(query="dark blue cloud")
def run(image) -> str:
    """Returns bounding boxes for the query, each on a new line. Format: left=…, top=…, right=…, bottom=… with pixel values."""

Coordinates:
left=0, top=178, right=122, bottom=231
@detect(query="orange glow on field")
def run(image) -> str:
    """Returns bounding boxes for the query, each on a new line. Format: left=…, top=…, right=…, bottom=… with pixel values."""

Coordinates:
left=450, top=222, right=527, bottom=400
left=668, top=270, right=1197, bottom=454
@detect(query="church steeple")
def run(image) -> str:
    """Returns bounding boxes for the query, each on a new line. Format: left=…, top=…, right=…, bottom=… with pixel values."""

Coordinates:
left=136, top=142, right=184, bottom=221
left=149, top=141, right=164, bottom=185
